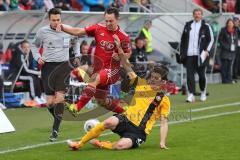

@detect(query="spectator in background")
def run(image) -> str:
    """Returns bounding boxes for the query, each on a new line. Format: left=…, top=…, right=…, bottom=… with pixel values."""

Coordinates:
left=71, top=0, right=83, bottom=11
left=0, top=42, right=12, bottom=65
left=222, top=0, right=228, bottom=12
left=129, top=37, right=147, bottom=63
left=232, top=17, right=240, bottom=81
left=55, top=0, right=71, bottom=10
left=44, top=0, right=54, bottom=10
left=219, top=18, right=239, bottom=84
left=111, top=0, right=120, bottom=9
left=7, top=40, right=43, bottom=102
left=3, top=42, right=15, bottom=64
left=87, top=40, right=96, bottom=65
left=0, top=0, right=9, bottom=11
left=19, top=0, right=35, bottom=10
left=201, top=0, right=219, bottom=13
left=112, top=0, right=129, bottom=11
left=138, top=20, right=153, bottom=54
left=0, top=42, right=5, bottom=65
left=235, top=0, right=240, bottom=13
left=9, top=0, right=19, bottom=10
left=180, top=8, right=214, bottom=102
left=34, top=0, right=44, bottom=9
left=139, top=0, right=151, bottom=11
left=78, top=0, right=112, bottom=12
left=80, top=40, right=91, bottom=65
left=223, top=0, right=236, bottom=12
left=69, top=37, right=81, bottom=67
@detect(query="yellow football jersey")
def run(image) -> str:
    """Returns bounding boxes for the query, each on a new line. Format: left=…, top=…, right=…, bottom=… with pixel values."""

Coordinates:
left=123, top=77, right=170, bottom=135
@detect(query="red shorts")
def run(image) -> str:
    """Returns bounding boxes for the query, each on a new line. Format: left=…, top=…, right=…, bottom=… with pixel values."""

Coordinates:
left=99, top=68, right=120, bottom=86
left=94, top=68, right=120, bottom=100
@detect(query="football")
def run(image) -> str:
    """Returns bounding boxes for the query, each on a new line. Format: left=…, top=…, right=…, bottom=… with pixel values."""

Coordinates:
left=84, top=119, right=100, bottom=132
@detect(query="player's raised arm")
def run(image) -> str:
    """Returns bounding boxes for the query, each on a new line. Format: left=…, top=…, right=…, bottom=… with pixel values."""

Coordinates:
left=118, top=53, right=137, bottom=81
left=56, top=24, right=86, bottom=36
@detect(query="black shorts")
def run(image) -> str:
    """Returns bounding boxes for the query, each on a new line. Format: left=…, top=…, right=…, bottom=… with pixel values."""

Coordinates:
left=41, top=62, right=72, bottom=95
left=112, top=114, right=147, bottom=148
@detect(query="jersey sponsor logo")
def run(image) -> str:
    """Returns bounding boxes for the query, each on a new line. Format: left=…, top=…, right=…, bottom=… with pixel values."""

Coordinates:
left=100, top=40, right=115, bottom=51
left=100, top=33, right=104, bottom=36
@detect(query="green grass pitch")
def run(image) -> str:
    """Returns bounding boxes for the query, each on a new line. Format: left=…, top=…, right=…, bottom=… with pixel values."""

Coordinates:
left=0, top=83, right=240, bottom=160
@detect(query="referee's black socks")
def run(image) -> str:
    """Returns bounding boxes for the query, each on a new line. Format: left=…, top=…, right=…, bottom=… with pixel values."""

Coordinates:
left=47, top=105, right=55, bottom=117
left=52, top=103, right=65, bottom=133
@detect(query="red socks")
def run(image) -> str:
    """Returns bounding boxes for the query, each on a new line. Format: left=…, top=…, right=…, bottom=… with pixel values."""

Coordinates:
left=77, top=85, right=96, bottom=111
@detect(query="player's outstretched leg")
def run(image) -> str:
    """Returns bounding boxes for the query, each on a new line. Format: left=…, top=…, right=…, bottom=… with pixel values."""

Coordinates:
left=67, top=116, right=119, bottom=150
left=89, top=139, right=115, bottom=149
left=67, top=122, right=106, bottom=150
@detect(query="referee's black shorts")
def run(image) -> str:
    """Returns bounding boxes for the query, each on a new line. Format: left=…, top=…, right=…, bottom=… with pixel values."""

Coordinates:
left=112, top=114, right=147, bottom=148
left=41, top=61, right=71, bottom=95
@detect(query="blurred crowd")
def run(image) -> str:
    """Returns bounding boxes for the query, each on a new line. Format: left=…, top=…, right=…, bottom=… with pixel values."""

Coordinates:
left=0, top=0, right=151, bottom=12
left=194, top=0, right=240, bottom=13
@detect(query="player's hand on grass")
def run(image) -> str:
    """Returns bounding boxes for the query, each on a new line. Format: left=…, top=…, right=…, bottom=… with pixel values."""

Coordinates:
left=160, top=143, right=169, bottom=150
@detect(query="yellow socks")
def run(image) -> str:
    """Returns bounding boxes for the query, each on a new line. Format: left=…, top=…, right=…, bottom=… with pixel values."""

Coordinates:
left=99, top=141, right=114, bottom=149
left=80, top=123, right=106, bottom=145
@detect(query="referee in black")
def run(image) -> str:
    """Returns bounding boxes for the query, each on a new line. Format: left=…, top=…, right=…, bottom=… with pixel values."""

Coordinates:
left=32, top=8, right=77, bottom=141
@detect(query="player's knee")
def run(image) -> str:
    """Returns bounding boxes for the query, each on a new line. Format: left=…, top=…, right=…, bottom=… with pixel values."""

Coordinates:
left=103, top=120, right=113, bottom=129
left=54, top=93, right=65, bottom=103
left=114, top=142, right=127, bottom=150
left=103, top=116, right=119, bottom=129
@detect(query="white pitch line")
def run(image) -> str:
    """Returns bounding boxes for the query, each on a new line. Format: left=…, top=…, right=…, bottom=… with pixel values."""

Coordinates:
left=1, top=109, right=240, bottom=154
left=191, top=102, right=240, bottom=112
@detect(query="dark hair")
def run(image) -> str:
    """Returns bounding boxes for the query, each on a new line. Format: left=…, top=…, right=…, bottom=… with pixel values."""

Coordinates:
left=135, top=37, right=144, bottom=44
left=80, top=40, right=88, bottom=50
left=104, top=7, right=119, bottom=19
left=193, top=8, right=203, bottom=15
left=48, top=8, right=61, bottom=19
left=152, top=65, right=169, bottom=80
left=225, top=18, right=234, bottom=27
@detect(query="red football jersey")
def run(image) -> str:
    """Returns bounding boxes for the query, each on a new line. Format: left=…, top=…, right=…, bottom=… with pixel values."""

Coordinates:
left=85, top=23, right=131, bottom=71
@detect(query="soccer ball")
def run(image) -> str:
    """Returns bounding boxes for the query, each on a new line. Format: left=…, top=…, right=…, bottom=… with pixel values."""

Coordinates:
left=84, top=119, right=100, bottom=132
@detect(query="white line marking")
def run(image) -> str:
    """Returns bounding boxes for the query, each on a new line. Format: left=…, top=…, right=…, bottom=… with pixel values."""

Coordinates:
left=1, top=108, right=240, bottom=154
left=191, top=102, right=240, bottom=112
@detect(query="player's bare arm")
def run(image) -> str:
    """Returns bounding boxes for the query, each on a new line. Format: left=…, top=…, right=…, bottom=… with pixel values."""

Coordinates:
left=113, top=34, right=131, bottom=60
left=56, top=24, right=86, bottom=36
left=160, top=116, right=169, bottom=150
left=117, top=47, right=137, bottom=80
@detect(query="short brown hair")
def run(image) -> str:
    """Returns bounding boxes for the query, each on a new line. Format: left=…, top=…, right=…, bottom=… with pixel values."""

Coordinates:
left=104, top=7, right=119, bottom=19
left=48, top=8, right=61, bottom=19
left=193, top=8, right=203, bottom=15
left=153, top=65, right=169, bottom=80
